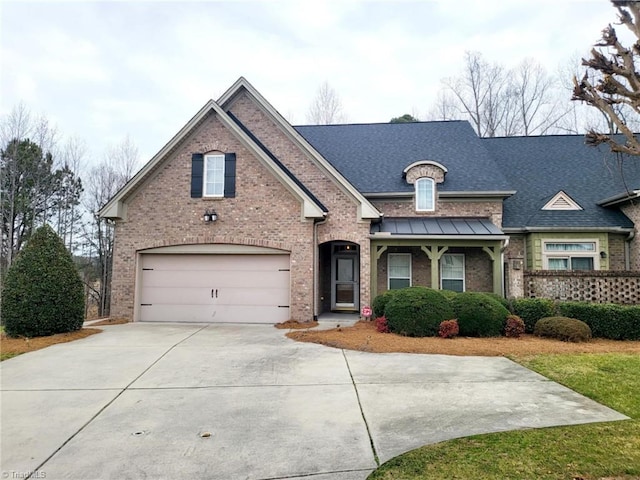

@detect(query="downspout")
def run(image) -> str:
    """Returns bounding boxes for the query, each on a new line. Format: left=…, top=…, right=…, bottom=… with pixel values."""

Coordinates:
left=625, top=229, right=635, bottom=270
left=313, top=214, right=329, bottom=321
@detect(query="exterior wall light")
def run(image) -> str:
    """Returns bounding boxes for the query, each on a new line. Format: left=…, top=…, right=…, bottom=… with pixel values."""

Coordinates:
left=600, top=251, right=607, bottom=259
left=203, top=210, right=218, bottom=223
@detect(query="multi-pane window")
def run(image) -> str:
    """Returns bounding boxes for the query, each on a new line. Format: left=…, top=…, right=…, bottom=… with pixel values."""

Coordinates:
left=441, top=254, right=464, bottom=292
left=388, top=253, right=411, bottom=289
left=204, top=154, right=225, bottom=197
left=415, top=178, right=435, bottom=211
left=544, top=241, right=597, bottom=271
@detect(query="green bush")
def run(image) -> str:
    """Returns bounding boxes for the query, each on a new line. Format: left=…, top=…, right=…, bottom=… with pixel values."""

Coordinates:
left=450, top=292, right=510, bottom=337
left=385, top=287, right=454, bottom=337
left=512, top=298, right=556, bottom=333
left=534, top=316, right=592, bottom=343
left=1, top=224, right=85, bottom=337
left=438, top=289, right=459, bottom=301
left=557, top=301, right=640, bottom=340
left=484, top=292, right=511, bottom=312
left=372, top=289, right=400, bottom=318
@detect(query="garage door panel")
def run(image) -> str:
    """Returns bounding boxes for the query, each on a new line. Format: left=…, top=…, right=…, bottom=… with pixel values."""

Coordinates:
left=139, top=304, right=290, bottom=323
left=142, top=271, right=289, bottom=289
left=139, top=253, right=291, bottom=324
left=142, top=255, right=289, bottom=271
left=141, top=287, right=289, bottom=306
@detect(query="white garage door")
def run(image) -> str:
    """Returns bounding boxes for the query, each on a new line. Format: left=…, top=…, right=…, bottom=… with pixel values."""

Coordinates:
left=139, top=254, right=290, bottom=323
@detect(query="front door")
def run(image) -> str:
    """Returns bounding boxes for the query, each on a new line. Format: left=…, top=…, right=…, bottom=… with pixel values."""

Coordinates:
left=331, top=249, right=359, bottom=311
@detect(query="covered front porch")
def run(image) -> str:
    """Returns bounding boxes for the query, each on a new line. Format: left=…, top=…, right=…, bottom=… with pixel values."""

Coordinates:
left=370, top=217, right=508, bottom=298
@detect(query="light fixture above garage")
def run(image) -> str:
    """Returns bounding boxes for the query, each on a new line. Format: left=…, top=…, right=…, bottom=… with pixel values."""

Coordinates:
left=203, top=209, right=218, bottom=223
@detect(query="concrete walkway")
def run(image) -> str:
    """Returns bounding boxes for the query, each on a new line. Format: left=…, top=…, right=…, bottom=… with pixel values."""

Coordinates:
left=0, top=323, right=627, bottom=480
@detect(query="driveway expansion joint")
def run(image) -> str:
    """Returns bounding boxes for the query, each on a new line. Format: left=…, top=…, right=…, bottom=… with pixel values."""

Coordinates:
left=342, top=349, right=380, bottom=467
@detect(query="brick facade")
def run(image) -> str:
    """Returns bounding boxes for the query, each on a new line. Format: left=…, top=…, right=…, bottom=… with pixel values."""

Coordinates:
left=371, top=198, right=503, bottom=227
left=107, top=82, right=640, bottom=323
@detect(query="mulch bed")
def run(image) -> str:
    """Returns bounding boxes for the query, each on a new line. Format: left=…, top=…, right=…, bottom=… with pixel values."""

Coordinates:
left=274, top=320, right=319, bottom=329
left=286, top=320, right=640, bottom=357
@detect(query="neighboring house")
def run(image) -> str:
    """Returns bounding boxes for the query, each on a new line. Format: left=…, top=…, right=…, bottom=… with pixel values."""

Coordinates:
left=99, top=78, right=640, bottom=323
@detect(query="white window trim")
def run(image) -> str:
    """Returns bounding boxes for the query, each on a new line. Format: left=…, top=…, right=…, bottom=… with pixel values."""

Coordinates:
left=203, top=153, right=225, bottom=198
left=388, top=253, right=412, bottom=289
left=415, top=177, right=435, bottom=212
left=542, top=239, right=600, bottom=270
left=440, top=253, right=465, bottom=292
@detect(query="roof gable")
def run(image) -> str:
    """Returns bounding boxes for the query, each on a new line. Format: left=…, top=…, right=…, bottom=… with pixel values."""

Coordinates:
left=542, top=191, right=582, bottom=211
left=99, top=98, right=327, bottom=220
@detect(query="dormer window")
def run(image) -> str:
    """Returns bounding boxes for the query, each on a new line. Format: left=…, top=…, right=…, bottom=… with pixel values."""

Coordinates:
left=403, top=160, right=447, bottom=213
left=416, top=178, right=435, bottom=211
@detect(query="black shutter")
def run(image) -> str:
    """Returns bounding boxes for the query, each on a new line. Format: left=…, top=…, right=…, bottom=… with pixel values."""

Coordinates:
left=224, top=153, right=236, bottom=198
left=191, top=153, right=204, bottom=198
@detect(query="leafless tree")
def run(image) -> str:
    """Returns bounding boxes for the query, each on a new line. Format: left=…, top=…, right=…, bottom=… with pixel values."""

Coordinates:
left=426, top=90, right=461, bottom=121
left=439, top=52, right=572, bottom=137
left=306, top=81, right=347, bottom=125
left=82, top=136, right=139, bottom=316
left=572, top=0, right=640, bottom=155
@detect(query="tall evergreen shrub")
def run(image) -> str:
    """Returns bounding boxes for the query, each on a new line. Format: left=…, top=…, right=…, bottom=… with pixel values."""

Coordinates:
left=1, top=224, right=85, bottom=337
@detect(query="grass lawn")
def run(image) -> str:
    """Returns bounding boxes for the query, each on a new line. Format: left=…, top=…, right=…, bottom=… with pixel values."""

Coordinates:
left=368, top=353, right=640, bottom=480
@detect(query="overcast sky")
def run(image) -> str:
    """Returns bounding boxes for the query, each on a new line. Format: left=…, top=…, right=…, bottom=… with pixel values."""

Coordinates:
left=0, top=0, right=618, bottom=168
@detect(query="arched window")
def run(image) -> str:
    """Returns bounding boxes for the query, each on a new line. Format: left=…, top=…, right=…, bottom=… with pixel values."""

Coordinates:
left=415, top=177, right=435, bottom=211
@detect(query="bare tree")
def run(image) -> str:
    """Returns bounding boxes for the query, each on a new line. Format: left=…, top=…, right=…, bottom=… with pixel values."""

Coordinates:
left=82, top=136, right=139, bottom=316
left=439, top=52, right=572, bottom=137
left=426, top=90, right=461, bottom=121
left=306, top=81, right=347, bottom=125
left=442, top=52, right=512, bottom=137
left=572, top=0, right=640, bottom=155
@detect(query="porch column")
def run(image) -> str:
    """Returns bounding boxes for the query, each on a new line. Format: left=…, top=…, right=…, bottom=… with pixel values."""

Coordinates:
left=421, top=245, right=448, bottom=289
left=482, top=245, right=503, bottom=295
left=370, top=245, right=388, bottom=300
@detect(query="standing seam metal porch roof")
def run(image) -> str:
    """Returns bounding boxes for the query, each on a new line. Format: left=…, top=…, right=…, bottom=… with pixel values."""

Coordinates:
left=372, top=217, right=505, bottom=237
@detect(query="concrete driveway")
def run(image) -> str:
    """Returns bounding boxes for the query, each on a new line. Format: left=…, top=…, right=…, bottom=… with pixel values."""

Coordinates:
left=0, top=323, right=627, bottom=480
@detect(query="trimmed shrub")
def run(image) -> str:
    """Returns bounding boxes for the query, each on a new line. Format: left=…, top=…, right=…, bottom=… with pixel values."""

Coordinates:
left=439, top=289, right=459, bottom=301
left=512, top=298, right=556, bottom=333
left=384, top=287, right=454, bottom=337
left=375, top=316, right=389, bottom=333
left=1, top=225, right=85, bottom=337
left=534, top=316, right=592, bottom=343
left=372, top=289, right=400, bottom=318
left=450, top=292, right=510, bottom=337
left=504, top=315, right=525, bottom=338
left=557, top=301, right=640, bottom=340
left=485, top=293, right=511, bottom=312
left=439, top=319, right=459, bottom=339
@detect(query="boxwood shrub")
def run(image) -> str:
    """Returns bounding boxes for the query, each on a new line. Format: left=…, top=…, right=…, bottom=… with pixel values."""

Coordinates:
left=512, top=298, right=556, bottom=333
left=450, top=292, right=509, bottom=337
left=372, top=289, right=400, bottom=318
left=534, top=316, right=592, bottom=342
left=1, top=224, right=85, bottom=337
left=557, top=301, right=640, bottom=340
left=384, top=287, right=454, bottom=337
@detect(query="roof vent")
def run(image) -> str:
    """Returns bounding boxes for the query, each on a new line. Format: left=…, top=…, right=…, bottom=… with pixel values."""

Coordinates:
left=542, top=191, right=582, bottom=211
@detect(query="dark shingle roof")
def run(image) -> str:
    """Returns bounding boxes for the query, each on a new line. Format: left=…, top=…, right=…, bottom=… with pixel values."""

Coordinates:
left=483, top=135, right=640, bottom=230
left=295, top=121, right=511, bottom=193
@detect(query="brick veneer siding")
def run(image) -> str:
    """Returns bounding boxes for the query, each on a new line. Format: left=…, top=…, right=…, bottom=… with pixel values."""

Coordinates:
left=376, top=246, right=492, bottom=294
left=404, top=164, right=446, bottom=184
left=621, top=203, right=640, bottom=270
left=371, top=198, right=503, bottom=227
left=504, top=235, right=525, bottom=298
left=110, top=111, right=317, bottom=322
left=608, top=234, right=627, bottom=271
left=227, top=92, right=372, bottom=311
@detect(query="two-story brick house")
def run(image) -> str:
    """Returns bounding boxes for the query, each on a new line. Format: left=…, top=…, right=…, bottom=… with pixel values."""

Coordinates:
left=100, top=77, right=640, bottom=323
